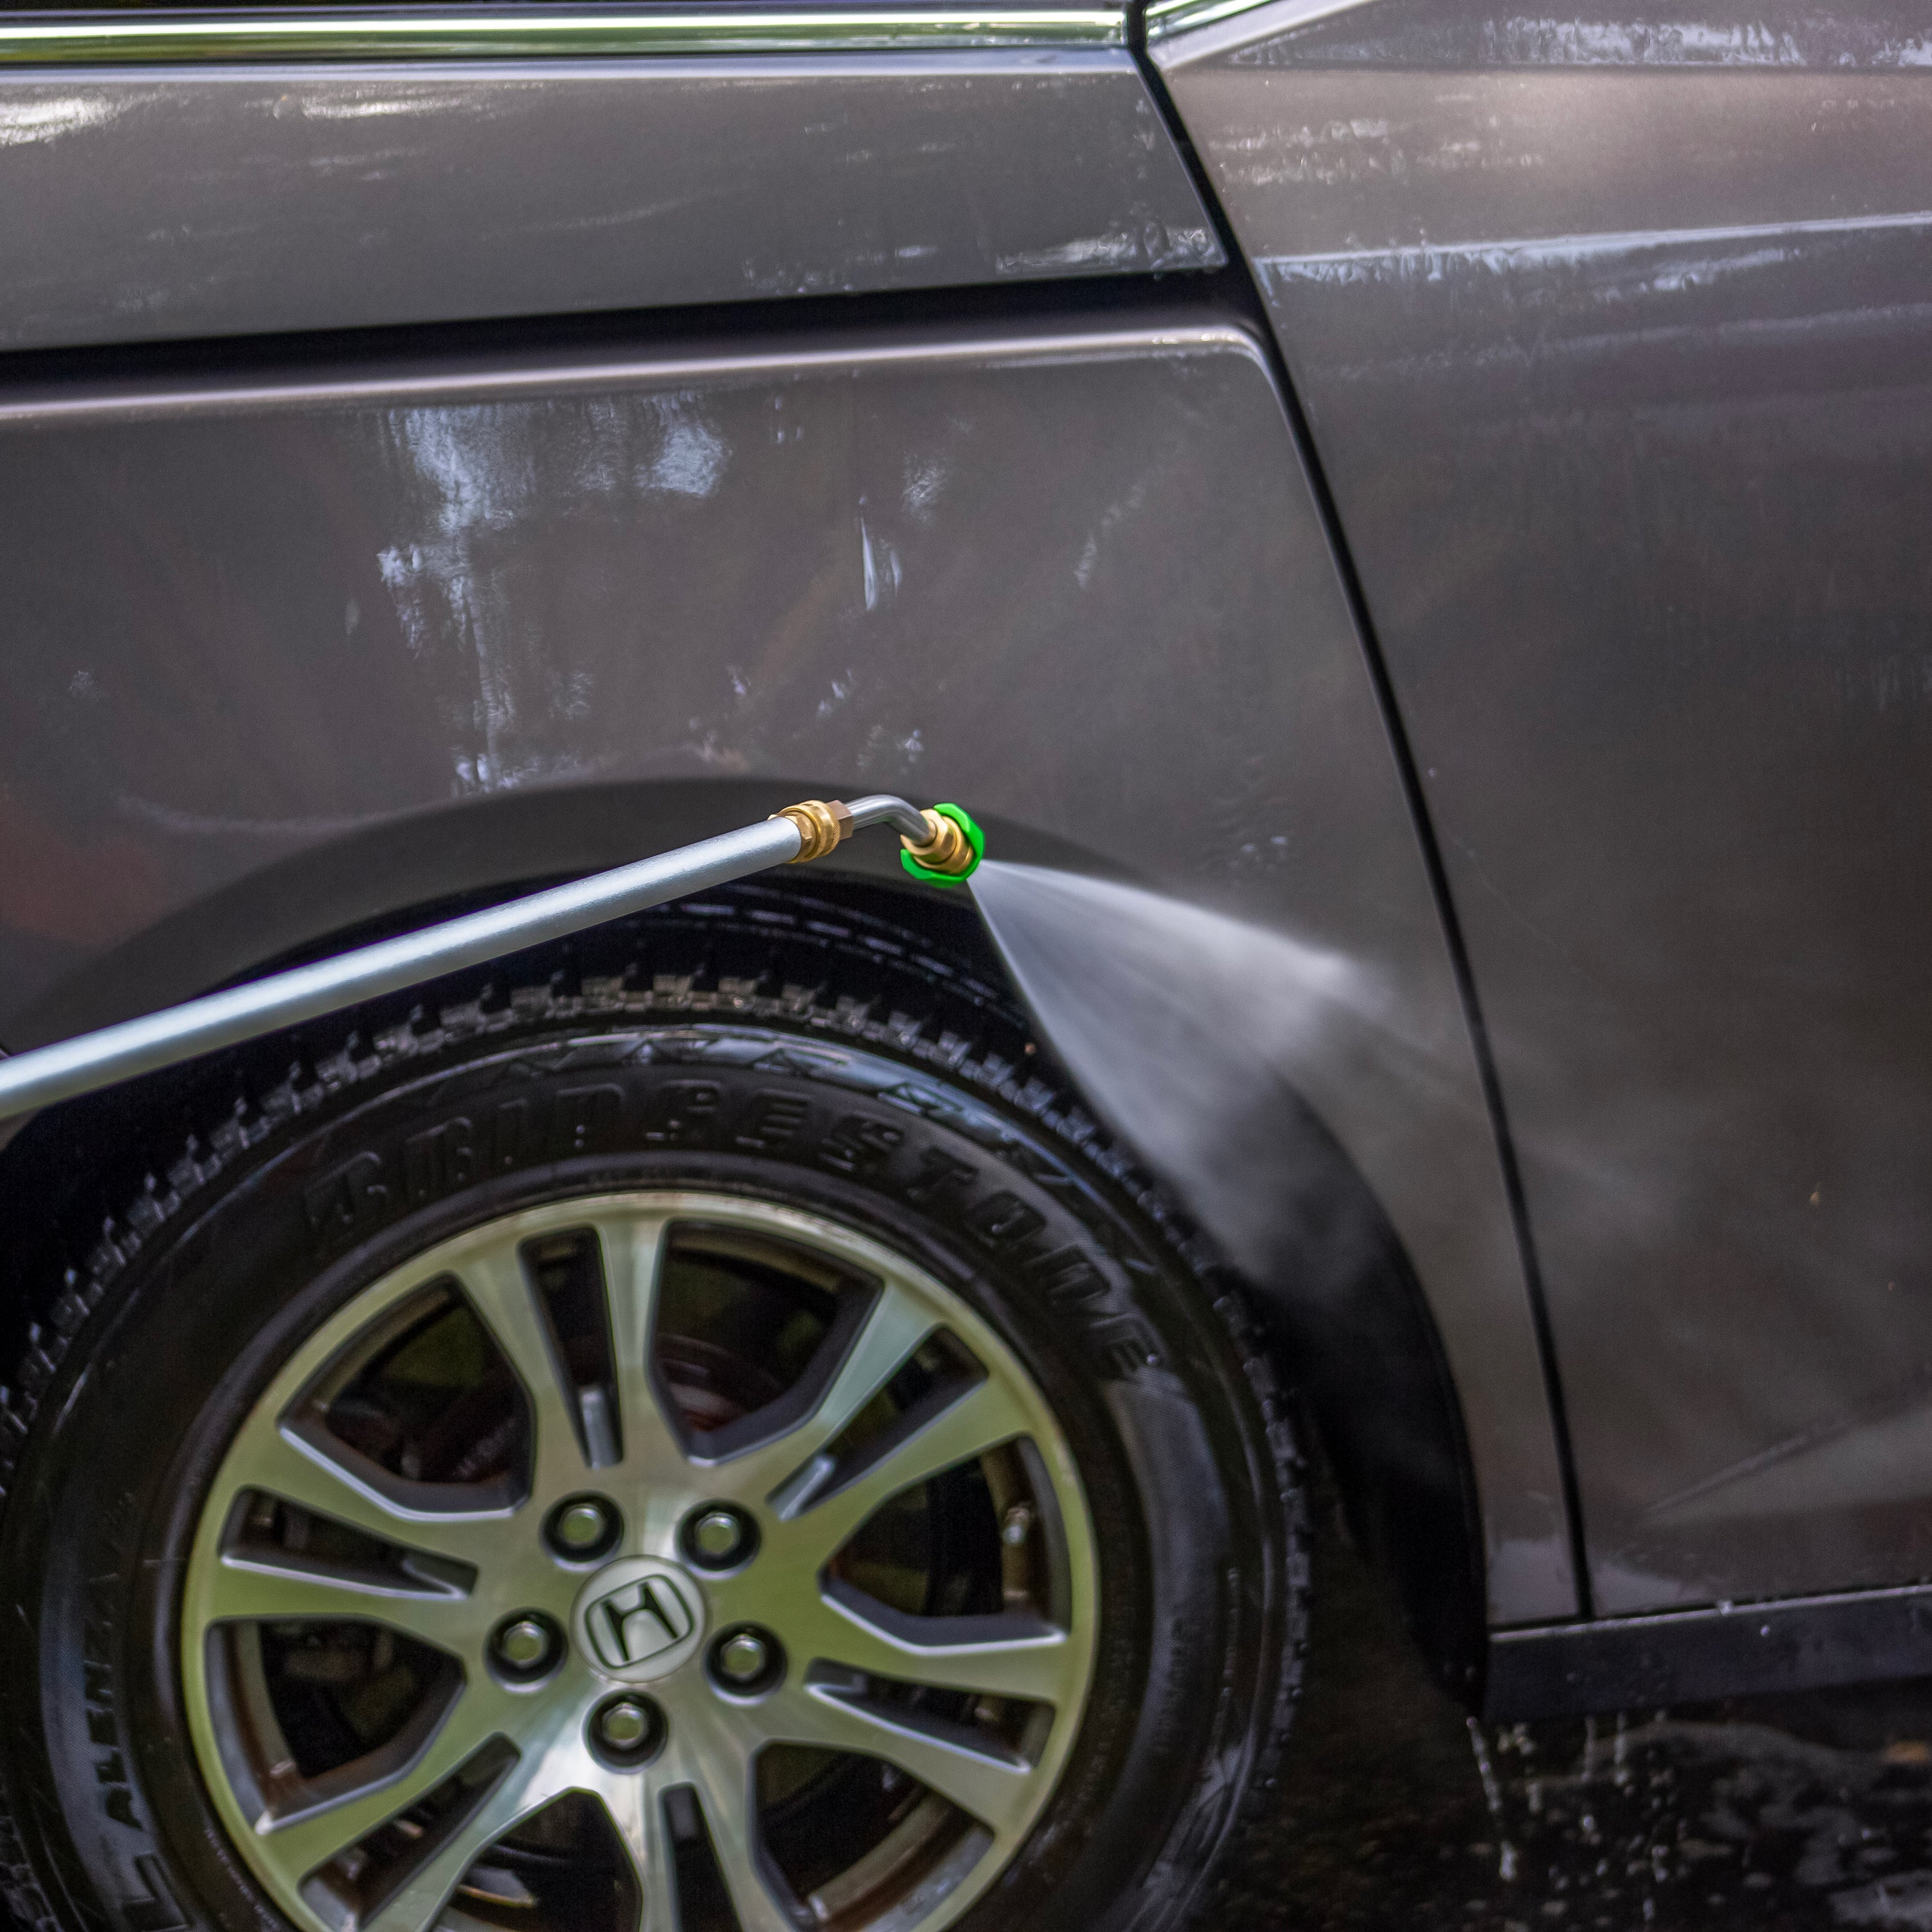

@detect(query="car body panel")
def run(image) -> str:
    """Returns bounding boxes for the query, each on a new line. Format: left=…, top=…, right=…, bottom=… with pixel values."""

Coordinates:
left=0, top=308, right=1573, bottom=1623
left=1159, top=0, right=1932, bottom=1615
left=0, top=46, right=1218, bottom=352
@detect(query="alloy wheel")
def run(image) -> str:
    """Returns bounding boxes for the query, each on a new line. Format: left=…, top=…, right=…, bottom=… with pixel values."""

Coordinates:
left=180, top=1192, right=1098, bottom=1932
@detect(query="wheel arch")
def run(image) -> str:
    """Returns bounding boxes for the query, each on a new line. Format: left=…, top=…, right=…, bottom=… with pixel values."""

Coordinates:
left=0, top=777, right=1489, bottom=1706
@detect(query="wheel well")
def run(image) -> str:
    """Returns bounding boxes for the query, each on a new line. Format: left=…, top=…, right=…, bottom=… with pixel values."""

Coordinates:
left=1228, top=1097, right=1489, bottom=1706
left=0, top=862, right=1486, bottom=1705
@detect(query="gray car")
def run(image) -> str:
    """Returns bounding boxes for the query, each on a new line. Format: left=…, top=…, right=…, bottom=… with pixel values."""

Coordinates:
left=1, top=2, right=1927, bottom=1929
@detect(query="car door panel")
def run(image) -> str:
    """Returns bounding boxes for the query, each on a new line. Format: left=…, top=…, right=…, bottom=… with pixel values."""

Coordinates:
left=0, top=39, right=1219, bottom=351
left=1159, top=0, right=1932, bottom=1613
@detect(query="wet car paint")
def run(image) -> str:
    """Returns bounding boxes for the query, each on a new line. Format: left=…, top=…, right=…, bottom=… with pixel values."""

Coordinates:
left=0, top=49, right=1219, bottom=350
left=0, top=304, right=1571, bottom=1624
left=1158, top=0, right=1932, bottom=1618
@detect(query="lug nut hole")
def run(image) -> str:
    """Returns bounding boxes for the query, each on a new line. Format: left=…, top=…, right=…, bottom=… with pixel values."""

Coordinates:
left=681, top=1503, right=758, bottom=1572
left=489, top=1611, right=564, bottom=1685
left=545, top=1494, right=622, bottom=1563
left=588, top=1693, right=667, bottom=1770
left=708, top=1624, right=785, bottom=1699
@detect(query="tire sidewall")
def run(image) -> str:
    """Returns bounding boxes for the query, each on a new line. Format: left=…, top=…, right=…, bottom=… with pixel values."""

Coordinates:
left=1, top=1021, right=1289, bottom=1932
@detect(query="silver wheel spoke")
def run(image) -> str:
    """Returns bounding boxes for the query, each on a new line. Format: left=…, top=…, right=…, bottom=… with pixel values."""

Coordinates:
left=202, top=1553, right=472, bottom=1648
left=455, top=1246, right=587, bottom=1503
left=681, top=1750, right=797, bottom=1932
left=218, top=1421, right=504, bottom=1570
left=591, top=1211, right=688, bottom=1484
left=598, top=1781, right=681, bottom=1932
left=358, top=1756, right=545, bottom=1932
left=258, top=1687, right=513, bottom=1881
left=774, top=1373, right=1033, bottom=1564
left=766, top=1683, right=1036, bottom=1841
left=714, top=1280, right=938, bottom=1504
left=790, top=1587, right=1077, bottom=1707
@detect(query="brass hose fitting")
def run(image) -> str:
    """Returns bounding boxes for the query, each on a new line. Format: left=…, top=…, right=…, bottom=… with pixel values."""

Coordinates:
left=772, top=795, right=981, bottom=884
left=772, top=798, right=853, bottom=863
left=901, top=808, right=973, bottom=876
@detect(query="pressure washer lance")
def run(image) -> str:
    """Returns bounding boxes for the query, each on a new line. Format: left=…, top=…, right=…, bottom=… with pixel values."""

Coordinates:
left=0, top=795, right=985, bottom=1126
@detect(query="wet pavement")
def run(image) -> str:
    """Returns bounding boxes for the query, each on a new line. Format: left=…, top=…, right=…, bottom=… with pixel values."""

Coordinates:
left=1218, top=1509, right=1932, bottom=1930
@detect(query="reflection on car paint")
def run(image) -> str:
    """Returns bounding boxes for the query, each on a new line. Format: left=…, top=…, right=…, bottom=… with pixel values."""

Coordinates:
left=0, top=55, right=1222, bottom=351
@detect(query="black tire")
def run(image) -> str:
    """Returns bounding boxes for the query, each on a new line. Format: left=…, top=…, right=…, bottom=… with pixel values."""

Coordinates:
left=0, top=884, right=1307, bottom=1932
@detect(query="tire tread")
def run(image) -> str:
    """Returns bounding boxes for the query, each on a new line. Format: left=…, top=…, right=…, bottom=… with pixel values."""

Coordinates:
left=0, top=886, right=1307, bottom=1932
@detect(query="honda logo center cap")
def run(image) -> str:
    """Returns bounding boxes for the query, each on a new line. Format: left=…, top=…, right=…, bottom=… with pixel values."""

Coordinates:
left=572, top=1558, right=708, bottom=1683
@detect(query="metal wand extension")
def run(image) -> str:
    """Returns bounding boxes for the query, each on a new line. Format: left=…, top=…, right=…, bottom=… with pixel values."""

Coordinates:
left=0, top=793, right=984, bottom=1124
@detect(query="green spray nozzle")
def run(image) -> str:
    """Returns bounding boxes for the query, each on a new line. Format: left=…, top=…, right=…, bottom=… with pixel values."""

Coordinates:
left=900, top=802, right=984, bottom=887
